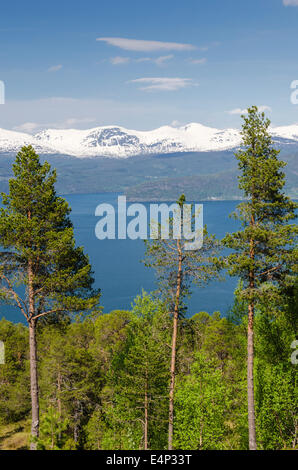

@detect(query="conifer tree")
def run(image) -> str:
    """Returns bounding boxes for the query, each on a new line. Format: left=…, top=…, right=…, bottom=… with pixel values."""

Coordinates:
left=99, top=293, right=169, bottom=450
left=222, top=107, right=297, bottom=450
left=144, top=195, right=221, bottom=450
left=0, top=146, right=100, bottom=449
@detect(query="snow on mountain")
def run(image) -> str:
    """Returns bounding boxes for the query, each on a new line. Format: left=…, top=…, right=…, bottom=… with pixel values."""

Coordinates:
left=270, top=124, right=298, bottom=143
left=0, top=122, right=298, bottom=158
left=0, top=128, right=56, bottom=155
left=31, top=124, right=243, bottom=157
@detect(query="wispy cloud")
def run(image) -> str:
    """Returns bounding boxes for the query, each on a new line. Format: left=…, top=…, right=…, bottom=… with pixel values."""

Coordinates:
left=13, top=117, right=96, bottom=133
left=153, top=55, right=174, bottom=65
left=97, top=37, right=196, bottom=52
left=283, top=0, right=298, bottom=6
left=59, top=117, right=96, bottom=127
left=227, top=105, right=272, bottom=115
left=47, top=64, right=63, bottom=72
left=136, top=55, right=174, bottom=65
left=109, top=55, right=174, bottom=66
left=109, top=56, right=131, bottom=65
left=171, top=120, right=185, bottom=127
left=13, top=122, right=40, bottom=132
left=128, top=77, right=197, bottom=91
left=187, top=58, right=207, bottom=65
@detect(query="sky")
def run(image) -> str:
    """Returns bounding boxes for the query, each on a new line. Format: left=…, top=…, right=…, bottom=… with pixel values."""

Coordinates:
left=1, top=0, right=298, bottom=132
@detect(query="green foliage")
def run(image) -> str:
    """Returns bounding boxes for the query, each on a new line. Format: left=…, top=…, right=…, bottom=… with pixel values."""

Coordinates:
left=38, top=319, right=101, bottom=448
left=0, top=133, right=296, bottom=451
left=0, top=145, right=100, bottom=322
left=255, top=361, right=297, bottom=450
left=187, top=310, right=248, bottom=449
left=1, top=292, right=296, bottom=450
left=0, top=319, right=30, bottom=424
left=98, top=293, right=170, bottom=450
left=174, top=352, right=229, bottom=450
left=37, top=407, right=69, bottom=450
left=144, top=195, right=222, bottom=313
left=223, top=106, right=297, bottom=305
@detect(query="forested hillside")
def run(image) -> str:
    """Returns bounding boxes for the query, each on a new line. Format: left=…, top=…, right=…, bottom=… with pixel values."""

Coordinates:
left=0, top=288, right=297, bottom=450
left=0, top=148, right=297, bottom=201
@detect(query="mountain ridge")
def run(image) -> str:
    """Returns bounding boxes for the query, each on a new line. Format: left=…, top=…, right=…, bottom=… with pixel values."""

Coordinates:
left=1, top=122, right=298, bottom=158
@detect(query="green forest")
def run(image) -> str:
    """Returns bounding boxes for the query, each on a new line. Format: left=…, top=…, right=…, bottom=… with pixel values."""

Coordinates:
left=0, top=107, right=297, bottom=451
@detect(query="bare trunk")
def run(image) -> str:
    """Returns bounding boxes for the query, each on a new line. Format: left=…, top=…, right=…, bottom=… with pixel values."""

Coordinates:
left=28, top=255, right=39, bottom=450
left=168, top=241, right=182, bottom=450
left=199, top=422, right=203, bottom=449
left=247, top=303, right=256, bottom=450
left=247, top=228, right=257, bottom=450
left=74, top=406, right=79, bottom=445
left=57, top=367, right=62, bottom=415
left=57, top=368, right=62, bottom=441
left=29, top=319, right=39, bottom=449
left=144, top=376, right=148, bottom=450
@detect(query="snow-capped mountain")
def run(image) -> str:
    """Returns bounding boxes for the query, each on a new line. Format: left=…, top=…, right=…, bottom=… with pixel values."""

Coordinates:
left=1, top=123, right=298, bottom=158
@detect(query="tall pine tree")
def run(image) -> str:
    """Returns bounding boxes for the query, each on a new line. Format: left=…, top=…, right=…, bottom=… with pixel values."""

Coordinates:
left=222, top=107, right=297, bottom=450
left=0, top=146, right=100, bottom=448
left=144, top=195, right=221, bottom=449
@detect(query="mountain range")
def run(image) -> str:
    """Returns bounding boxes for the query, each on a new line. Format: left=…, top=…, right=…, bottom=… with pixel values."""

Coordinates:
left=0, top=123, right=297, bottom=201
left=1, top=122, right=298, bottom=158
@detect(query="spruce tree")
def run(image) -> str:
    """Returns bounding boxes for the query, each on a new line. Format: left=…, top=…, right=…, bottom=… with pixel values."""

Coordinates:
left=222, top=107, right=297, bottom=450
left=0, top=146, right=100, bottom=449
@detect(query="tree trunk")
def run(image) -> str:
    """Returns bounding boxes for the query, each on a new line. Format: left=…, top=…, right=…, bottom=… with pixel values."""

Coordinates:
left=57, top=367, right=62, bottom=415
left=57, top=368, right=62, bottom=441
left=29, top=319, right=39, bottom=450
left=28, top=251, right=39, bottom=450
left=168, top=241, right=182, bottom=450
left=247, top=228, right=257, bottom=450
left=144, top=376, right=148, bottom=450
left=247, top=302, right=257, bottom=450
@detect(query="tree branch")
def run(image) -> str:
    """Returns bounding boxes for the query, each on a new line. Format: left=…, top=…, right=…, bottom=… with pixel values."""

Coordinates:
left=0, top=274, right=29, bottom=321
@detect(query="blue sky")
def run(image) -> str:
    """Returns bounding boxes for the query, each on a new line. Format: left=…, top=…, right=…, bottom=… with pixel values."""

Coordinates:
left=1, top=0, right=298, bottom=131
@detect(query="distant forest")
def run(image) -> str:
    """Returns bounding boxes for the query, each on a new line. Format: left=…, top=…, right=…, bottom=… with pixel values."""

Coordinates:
left=0, top=147, right=297, bottom=202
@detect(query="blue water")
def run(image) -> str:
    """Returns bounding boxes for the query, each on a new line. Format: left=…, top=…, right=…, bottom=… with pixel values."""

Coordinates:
left=1, top=194, right=241, bottom=324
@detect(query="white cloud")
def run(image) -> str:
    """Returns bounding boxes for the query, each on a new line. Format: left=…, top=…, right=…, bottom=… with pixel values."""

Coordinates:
left=135, top=57, right=152, bottom=63
left=154, top=55, right=174, bottom=65
left=58, top=117, right=96, bottom=128
left=283, top=0, right=298, bottom=6
left=109, top=56, right=130, bottom=65
left=13, top=122, right=40, bottom=132
left=171, top=120, right=184, bottom=127
left=109, top=55, right=173, bottom=66
left=97, top=37, right=196, bottom=52
left=228, top=105, right=272, bottom=115
left=128, top=77, right=197, bottom=91
left=3, top=96, right=217, bottom=132
left=13, top=117, right=96, bottom=133
left=136, top=55, right=174, bottom=65
left=47, top=64, right=63, bottom=72
left=228, top=108, right=248, bottom=115
left=187, top=58, right=207, bottom=65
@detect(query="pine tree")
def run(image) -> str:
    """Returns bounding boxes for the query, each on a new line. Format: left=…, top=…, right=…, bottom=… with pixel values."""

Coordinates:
left=0, top=146, right=100, bottom=449
left=222, top=106, right=297, bottom=450
left=144, top=195, right=221, bottom=449
left=103, top=293, right=169, bottom=450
